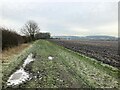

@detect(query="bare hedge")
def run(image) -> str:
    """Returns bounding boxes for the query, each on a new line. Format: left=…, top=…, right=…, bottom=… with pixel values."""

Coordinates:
left=1, top=28, right=24, bottom=50
left=35, top=33, right=50, bottom=39
left=1, top=27, right=51, bottom=50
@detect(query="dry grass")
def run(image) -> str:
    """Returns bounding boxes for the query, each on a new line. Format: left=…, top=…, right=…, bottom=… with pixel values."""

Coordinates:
left=1, top=44, right=29, bottom=63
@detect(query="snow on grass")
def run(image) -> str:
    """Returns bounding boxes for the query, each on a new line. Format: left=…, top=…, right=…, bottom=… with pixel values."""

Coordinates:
left=3, top=40, right=119, bottom=88
left=23, top=53, right=35, bottom=68
left=7, top=53, right=36, bottom=86
left=59, top=50, right=119, bottom=88
left=7, top=68, right=29, bottom=86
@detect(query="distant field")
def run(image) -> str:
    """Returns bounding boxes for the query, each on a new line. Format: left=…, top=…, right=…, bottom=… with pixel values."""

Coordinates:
left=2, top=40, right=119, bottom=89
left=50, top=39, right=119, bottom=68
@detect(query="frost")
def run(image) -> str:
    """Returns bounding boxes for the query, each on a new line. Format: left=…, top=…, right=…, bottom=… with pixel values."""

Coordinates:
left=7, top=53, right=35, bottom=86
left=23, top=53, right=35, bottom=68
left=7, top=68, right=29, bottom=86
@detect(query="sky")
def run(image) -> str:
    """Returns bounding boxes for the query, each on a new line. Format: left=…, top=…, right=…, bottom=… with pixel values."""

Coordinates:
left=0, top=0, right=119, bottom=36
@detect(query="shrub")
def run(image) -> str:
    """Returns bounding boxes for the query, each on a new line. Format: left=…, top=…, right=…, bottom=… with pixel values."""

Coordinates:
left=22, top=36, right=31, bottom=43
left=35, top=33, right=51, bottom=39
left=1, top=27, right=24, bottom=50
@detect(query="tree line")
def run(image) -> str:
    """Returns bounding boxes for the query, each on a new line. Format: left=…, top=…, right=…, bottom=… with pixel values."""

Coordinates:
left=1, top=20, right=51, bottom=50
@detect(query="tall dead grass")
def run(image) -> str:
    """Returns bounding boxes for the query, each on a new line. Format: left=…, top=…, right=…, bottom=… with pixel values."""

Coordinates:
left=1, top=44, right=29, bottom=63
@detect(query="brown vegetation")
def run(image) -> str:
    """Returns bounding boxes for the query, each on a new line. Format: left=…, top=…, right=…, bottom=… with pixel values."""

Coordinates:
left=1, top=44, right=29, bottom=63
left=1, top=20, right=51, bottom=50
left=1, top=28, right=24, bottom=50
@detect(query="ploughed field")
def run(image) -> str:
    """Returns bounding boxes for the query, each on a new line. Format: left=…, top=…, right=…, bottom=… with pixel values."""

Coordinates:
left=2, top=40, right=119, bottom=89
left=50, top=39, right=119, bottom=68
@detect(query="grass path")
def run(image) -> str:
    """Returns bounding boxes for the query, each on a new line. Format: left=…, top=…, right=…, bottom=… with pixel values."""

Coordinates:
left=2, top=40, right=119, bottom=88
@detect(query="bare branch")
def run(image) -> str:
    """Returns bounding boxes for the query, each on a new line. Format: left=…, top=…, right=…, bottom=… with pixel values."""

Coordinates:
left=21, top=20, right=40, bottom=40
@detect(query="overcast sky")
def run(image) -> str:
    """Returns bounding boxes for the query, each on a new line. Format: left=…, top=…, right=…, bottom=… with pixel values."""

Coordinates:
left=0, top=0, right=119, bottom=36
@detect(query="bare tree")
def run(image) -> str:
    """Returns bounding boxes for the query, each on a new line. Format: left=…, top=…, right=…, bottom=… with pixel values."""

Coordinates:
left=21, top=20, right=40, bottom=40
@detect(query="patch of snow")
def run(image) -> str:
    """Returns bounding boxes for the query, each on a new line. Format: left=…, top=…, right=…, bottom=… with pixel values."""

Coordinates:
left=7, top=68, right=29, bottom=86
left=23, top=53, right=35, bottom=68
left=48, top=56, right=54, bottom=60
left=7, top=53, right=36, bottom=86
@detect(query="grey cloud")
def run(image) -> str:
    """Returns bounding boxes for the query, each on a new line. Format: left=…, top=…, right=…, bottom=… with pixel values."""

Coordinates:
left=0, top=1, right=118, bottom=36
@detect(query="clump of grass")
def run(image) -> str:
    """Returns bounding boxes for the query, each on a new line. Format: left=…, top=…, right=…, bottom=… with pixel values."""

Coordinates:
left=2, top=44, right=29, bottom=63
left=2, top=43, right=34, bottom=88
left=2, top=40, right=119, bottom=88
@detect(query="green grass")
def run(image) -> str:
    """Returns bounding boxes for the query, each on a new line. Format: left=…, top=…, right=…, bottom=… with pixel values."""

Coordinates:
left=2, top=43, right=35, bottom=88
left=2, top=40, right=119, bottom=88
